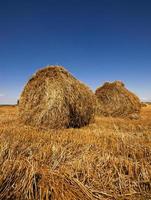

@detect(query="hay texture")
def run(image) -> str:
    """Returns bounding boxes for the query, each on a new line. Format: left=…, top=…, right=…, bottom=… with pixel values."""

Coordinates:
left=95, top=81, right=141, bottom=119
left=19, top=66, right=96, bottom=129
left=141, top=102, right=147, bottom=107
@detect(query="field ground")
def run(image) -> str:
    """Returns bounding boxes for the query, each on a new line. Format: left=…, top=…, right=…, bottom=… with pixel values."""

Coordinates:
left=0, top=105, right=151, bottom=200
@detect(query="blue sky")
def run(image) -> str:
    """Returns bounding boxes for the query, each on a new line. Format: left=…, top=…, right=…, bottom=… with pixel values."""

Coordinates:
left=0, top=0, right=151, bottom=104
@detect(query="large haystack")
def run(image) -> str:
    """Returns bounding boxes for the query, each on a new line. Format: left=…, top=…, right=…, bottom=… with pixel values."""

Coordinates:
left=95, top=81, right=141, bottom=119
left=19, top=66, right=96, bottom=129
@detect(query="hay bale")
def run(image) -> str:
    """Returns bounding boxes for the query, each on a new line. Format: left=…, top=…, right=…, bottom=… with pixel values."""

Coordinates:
left=19, top=66, right=96, bottom=129
left=141, top=102, right=147, bottom=107
left=95, top=81, right=141, bottom=119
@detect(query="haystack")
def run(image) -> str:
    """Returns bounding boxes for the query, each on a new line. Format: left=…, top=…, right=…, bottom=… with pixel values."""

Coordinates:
left=141, top=102, right=147, bottom=107
left=95, top=81, right=141, bottom=119
left=19, top=66, right=96, bottom=129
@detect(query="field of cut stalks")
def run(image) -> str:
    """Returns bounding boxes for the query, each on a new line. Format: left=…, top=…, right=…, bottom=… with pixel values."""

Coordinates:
left=0, top=105, right=151, bottom=200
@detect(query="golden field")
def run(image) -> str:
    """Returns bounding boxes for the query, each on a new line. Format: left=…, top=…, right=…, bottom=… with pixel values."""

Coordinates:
left=0, top=105, right=151, bottom=200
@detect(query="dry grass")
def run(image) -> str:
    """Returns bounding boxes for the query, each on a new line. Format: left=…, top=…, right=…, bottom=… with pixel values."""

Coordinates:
left=0, top=105, right=151, bottom=199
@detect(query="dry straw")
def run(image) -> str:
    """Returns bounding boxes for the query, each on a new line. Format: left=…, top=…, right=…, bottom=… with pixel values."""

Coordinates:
left=95, top=81, right=141, bottom=119
left=19, top=66, right=97, bottom=129
left=141, top=102, right=147, bottom=107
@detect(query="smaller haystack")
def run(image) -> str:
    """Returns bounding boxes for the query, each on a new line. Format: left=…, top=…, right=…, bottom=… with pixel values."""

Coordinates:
left=19, top=66, right=97, bottom=129
left=95, top=81, right=141, bottom=119
left=141, top=102, right=147, bottom=107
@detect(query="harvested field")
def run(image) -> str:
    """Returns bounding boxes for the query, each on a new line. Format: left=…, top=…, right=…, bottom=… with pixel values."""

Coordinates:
left=0, top=105, right=151, bottom=200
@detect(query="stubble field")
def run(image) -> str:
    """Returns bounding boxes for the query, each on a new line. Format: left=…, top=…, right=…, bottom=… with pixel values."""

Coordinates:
left=0, top=105, right=151, bottom=200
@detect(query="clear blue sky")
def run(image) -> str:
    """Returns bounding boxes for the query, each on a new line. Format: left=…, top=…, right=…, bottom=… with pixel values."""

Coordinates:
left=0, top=0, right=151, bottom=104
